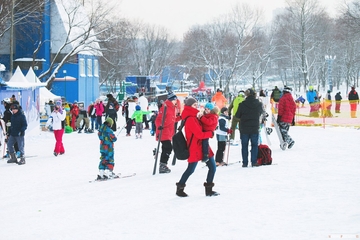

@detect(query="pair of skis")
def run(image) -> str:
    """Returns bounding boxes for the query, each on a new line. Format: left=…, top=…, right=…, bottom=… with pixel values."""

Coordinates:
left=89, top=173, right=136, bottom=183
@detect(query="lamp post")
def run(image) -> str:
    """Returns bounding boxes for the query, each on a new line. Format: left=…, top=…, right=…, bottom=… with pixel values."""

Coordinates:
left=325, top=55, right=336, bottom=92
left=63, top=70, right=67, bottom=100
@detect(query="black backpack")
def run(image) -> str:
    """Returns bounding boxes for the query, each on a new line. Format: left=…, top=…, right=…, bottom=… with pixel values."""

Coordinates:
left=172, top=117, right=193, bottom=160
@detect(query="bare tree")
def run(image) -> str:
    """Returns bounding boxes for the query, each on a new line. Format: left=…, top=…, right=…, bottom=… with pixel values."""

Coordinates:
left=126, top=21, right=177, bottom=76
left=271, top=0, right=328, bottom=91
left=181, top=4, right=261, bottom=96
left=36, top=0, right=115, bottom=89
left=337, top=0, right=360, bottom=91
left=97, top=18, right=134, bottom=92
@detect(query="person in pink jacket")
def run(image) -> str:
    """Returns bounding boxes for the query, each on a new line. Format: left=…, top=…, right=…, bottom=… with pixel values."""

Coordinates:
left=94, top=99, right=104, bottom=130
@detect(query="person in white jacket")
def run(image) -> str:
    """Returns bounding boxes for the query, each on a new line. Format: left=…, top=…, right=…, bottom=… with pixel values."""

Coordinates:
left=46, top=100, right=66, bottom=156
left=138, top=93, right=149, bottom=129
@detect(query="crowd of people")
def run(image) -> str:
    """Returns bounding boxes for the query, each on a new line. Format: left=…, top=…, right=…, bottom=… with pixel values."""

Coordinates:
left=1, top=84, right=358, bottom=197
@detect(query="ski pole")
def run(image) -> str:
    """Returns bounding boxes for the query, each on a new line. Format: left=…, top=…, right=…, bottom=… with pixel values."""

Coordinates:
left=116, top=121, right=128, bottom=137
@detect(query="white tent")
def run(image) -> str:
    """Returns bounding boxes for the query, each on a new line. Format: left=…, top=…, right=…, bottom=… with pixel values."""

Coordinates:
left=6, top=66, right=46, bottom=88
left=25, top=67, right=60, bottom=114
left=25, top=67, right=46, bottom=87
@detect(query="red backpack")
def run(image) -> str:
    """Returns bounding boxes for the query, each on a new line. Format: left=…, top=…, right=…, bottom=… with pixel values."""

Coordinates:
left=113, top=100, right=120, bottom=112
left=257, top=144, right=272, bottom=165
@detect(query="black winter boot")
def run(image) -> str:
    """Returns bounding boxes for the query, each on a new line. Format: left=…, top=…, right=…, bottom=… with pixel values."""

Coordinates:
left=176, top=183, right=188, bottom=197
left=17, top=157, right=26, bottom=165
left=204, top=182, right=220, bottom=196
left=7, top=153, right=18, bottom=164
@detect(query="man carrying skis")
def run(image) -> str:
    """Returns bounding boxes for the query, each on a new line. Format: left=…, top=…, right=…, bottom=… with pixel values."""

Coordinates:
left=155, top=92, right=181, bottom=173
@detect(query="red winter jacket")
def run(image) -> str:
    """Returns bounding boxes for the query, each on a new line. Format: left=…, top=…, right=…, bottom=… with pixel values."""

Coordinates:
left=199, top=113, right=218, bottom=131
left=181, top=106, right=214, bottom=163
left=278, top=92, right=296, bottom=123
left=70, top=104, right=79, bottom=118
left=155, top=100, right=181, bottom=141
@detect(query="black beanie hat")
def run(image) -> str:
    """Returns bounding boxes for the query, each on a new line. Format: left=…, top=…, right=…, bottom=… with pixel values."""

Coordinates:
left=184, top=97, right=197, bottom=106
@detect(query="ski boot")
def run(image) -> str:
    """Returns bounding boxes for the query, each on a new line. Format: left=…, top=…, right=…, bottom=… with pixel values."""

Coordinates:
left=288, top=140, right=295, bottom=149
left=97, top=170, right=108, bottom=181
left=17, top=157, right=26, bottom=165
left=106, top=170, right=117, bottom=179
left=159, top=163, right=171, bottom=174
left=3, top=152, right=9, bottom=159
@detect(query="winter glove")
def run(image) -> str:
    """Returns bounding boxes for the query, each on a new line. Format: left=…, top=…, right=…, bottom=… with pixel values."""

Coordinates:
left=277, top=115, right=281, bottom=123
left=228, top=115, right=232, bottom=121
left=291, top=118, right=295, bottom=126
left=210, top=131, right=214, bottom=138
left=158, top=126, right=164, bottom=130
left=19, top=131, right=25, bottom=136
left=227, top=129, right=233, bottom=135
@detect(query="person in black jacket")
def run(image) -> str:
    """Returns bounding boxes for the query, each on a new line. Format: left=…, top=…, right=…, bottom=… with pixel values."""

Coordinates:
left=235, top=89, right=264, bottom=167
left=105, top=94, right=119, bottom=131
left=6, top=104, right=27, bottom=165
left=335, top=92, right=342, bottom=113
left=348, top=86, right=359, bottom=118
left=2, top=98, right=21, bottom=158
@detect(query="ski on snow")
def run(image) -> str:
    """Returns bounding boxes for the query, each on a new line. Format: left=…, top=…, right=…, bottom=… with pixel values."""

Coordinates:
left=89, top=173, right=136, bottom=183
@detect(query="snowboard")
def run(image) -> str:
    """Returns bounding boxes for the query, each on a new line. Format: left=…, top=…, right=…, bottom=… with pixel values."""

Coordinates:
left=271, top=114, right=287, bottom=150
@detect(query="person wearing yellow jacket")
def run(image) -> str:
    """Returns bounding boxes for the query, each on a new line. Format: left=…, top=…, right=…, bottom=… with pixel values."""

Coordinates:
left=227, top=90, right=245, bottom=142
left=63, top=102, right=71, bottom=126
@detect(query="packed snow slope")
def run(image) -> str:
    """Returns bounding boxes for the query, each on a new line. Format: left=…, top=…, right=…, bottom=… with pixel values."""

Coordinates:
left=0, top=121, right=359, bottom=240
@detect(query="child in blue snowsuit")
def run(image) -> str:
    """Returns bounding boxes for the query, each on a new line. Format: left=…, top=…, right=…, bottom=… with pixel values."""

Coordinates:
left=97, top=117, right=117, bottom=180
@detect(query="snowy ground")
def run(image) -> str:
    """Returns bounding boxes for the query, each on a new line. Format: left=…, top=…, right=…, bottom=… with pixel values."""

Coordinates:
left=0, top=116, right=359, bottom=240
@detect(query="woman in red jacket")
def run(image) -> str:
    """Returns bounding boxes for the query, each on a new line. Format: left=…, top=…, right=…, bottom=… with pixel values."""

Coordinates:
left=277, top=86, right=296, bottom=149
left=176, top=97, right=219, bottom=197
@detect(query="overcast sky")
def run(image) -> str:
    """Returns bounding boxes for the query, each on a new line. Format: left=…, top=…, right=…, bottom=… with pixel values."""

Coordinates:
left=117, top=0, right=344, bottom=39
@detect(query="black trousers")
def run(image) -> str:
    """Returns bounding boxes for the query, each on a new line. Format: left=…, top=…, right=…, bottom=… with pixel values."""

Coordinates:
left=143, top=115, right=149, bottom=128
left=215, top=141, right=226, bottom=163
left=160, top=140, right=172, bottom=164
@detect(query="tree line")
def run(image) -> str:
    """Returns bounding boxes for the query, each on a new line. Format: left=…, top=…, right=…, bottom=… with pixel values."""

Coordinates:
left=1, top=0, right=360, bottom=95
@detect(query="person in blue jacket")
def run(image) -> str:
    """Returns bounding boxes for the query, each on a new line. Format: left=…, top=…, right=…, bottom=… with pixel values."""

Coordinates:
left=306, top=86, right=317, bottom=117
